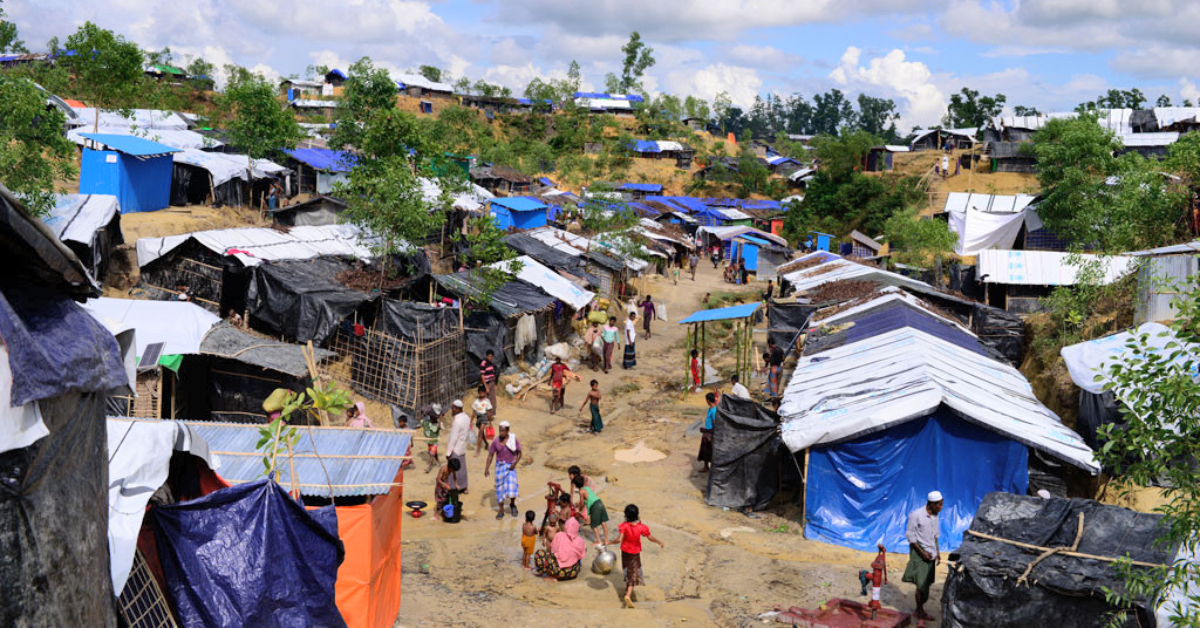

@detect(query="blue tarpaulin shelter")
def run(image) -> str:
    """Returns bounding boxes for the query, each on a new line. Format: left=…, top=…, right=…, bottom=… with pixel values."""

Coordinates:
left=680, top=302, right=762, bottom=388
left=618, top=182, right=663, bottom=193
left=490, top=197, right=548, bottom=231
left=679, top=302, right=761, bottom=324
left=780, top=297, right=1098, bottom=554
left=283, top=148, right=357, bottom=173
left=152, top=479, right=346, bottom=627
left=78, top=133, right=178, bottom=213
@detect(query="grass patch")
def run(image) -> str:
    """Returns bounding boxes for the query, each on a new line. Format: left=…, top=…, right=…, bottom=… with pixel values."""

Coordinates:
left=611, top=382, right=642, bottom=397
left=704, top=289, right=761, bottom=310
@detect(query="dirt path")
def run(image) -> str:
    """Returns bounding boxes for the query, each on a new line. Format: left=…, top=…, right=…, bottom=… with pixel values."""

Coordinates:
left=397, top=261, right=946, bottom=627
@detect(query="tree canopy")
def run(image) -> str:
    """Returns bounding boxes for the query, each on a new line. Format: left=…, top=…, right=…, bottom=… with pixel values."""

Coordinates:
left=606, top=31, right=654, bottom=95
left=0, top=1, right=25, bottom=54
left=61, top=22, right=144, bottom=132
left=0, top=75, right=75, bottom=216
left=217, top=73, right=303, bottom=169
left=942, top=87, right=1006, bottom=128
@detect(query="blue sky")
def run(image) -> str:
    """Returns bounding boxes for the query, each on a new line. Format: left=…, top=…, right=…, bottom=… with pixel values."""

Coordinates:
left=10, top=0, right=1200, bottom=127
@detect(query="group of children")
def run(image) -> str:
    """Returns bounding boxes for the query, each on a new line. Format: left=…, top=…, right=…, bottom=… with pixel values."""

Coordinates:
left=519, top=466, right=663, bottom=608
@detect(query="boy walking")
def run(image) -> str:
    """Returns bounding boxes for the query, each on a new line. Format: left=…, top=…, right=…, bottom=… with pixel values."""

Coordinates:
left=580, top=380, right=604, bottom=433
left=521, top=511, right=538, bottom=569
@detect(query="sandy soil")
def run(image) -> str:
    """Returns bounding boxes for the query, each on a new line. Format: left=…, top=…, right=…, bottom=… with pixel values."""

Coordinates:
left=885, top=149, right=1041, bottom=217
left=396, top=263, right=948, bottom=627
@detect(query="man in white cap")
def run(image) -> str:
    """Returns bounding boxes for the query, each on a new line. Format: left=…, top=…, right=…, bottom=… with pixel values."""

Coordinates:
left=484, top=421, right=522, bottom=519
left=446, top=400, right=471, bottom=493
left=903, top=490, right=943, bottom=621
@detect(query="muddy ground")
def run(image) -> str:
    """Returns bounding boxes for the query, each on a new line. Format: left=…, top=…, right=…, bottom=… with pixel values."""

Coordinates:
left=396, top=263, right=947, bottom=627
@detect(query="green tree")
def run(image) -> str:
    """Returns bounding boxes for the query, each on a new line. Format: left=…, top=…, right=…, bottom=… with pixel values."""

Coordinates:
left=734, top=148, right=770, bottom=197
left=184, top=56, right=214, bottom=79
left=1012, top=105, right=1042, bottom=116
left=612, top=31, right=655, bottom=94
left=0, top=75, right=75, bottom=216
left=1157, top=94, right=1173, bottom=107
left=884, top=207, right=957, bottom=265
left=218, top=74, right=303, bottom=185
left=1091, top=284, right=1200, bottom=626
left=305, top=64, right=331, bottom=80
left=856, top=93, right=900, bottom=142
left=0, top=1, right=25, bottom=53
left=1031, top=115, right=1183, bottom=251
left=144, top=47, right=172, bottom=67
left=455, top=215, right=523, bottom=307
left=713, top=91, right=733, bottom=133
left=330, top=57, right=398, bottom=151
left=1078, top=88, right=1147, bottom=112
left=812, top=89, right=856, bottom=135
left=523, top=77, right=556, bottom=113
left=335, top=156, right=439, bottom=262
left=684, top=95, right=710, bottom=122
left=453, top=76, right=471, bottom=95
left=418, top=65, right=443, bottom=83
left=61, top=22, right=145, bottom=132
left=942, top=87, right=1006, bottom=128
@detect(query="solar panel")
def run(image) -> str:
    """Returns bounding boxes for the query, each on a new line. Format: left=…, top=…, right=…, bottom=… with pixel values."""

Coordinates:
left=138, top=342, right=165, bottom=373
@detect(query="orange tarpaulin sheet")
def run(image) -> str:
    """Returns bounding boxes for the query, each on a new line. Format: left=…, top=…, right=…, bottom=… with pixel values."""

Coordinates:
left=317, top=468, right=404, bottom=628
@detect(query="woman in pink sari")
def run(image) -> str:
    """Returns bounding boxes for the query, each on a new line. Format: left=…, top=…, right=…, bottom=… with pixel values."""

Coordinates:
left=533, top=518, right=586, bottom=580
left=346, top=402, right=374, bottom=428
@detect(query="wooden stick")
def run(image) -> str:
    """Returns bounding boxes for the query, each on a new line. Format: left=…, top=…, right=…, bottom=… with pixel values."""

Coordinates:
left=212, top=450, right=413, bottom=460
left=965, top=528, right=1163, bottom=569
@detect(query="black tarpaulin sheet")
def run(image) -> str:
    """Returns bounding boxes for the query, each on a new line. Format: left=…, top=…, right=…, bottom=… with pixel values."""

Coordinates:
left=388, top=249, right=431, bottom=280
left=706, top=396, right=782, bottom=511
left=943, top=492, right=1172, bottom=628
left=0, top=391, right=115, bottom=627
left=464, top=311, right=509, bottom=379
left=201, top=324, right=335, bottom=378
left=970, top=303, right=1024, bottom=365
left=767, top=301, right=814, bottom=353
left=502, top=233, right=601, bottom=287
left=0, top=288, right=126, bottom=406
left=1077, top=390, right=1123, bottom=452
left=247, top=257, right=378, bottom=345
left=377, top=300, right=460, bottom=343
left=153, top=479, right=345, bottom=628
left=0, top=185, right=99, bottom=297
left=433, top=272, right=555, bottom=318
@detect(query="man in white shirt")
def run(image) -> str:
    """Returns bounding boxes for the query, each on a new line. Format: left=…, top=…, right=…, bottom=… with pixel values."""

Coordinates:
left=903, top=490, right=943, bottom=622
left=728, top=374, right=751, bottom=399
left=446, top=400, right=471, bottom=492
left=622, top=313, right=637, bottom=369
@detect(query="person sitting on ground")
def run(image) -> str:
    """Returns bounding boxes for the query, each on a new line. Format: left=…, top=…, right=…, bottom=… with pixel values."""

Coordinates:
left=729, top=374, right=751, bottom=399
left=346, top=402, right=374, bottom=428
left=434, top=457, right=461, bottom=521
left=226, top=309, right=244, bottom=328
left=573, top=474, right=610, bottom=547
left=472, top=386, right=494, bottom=456
left=534, top=517, right=586, bottom=581
left=521, top=511, right=538, bottom=570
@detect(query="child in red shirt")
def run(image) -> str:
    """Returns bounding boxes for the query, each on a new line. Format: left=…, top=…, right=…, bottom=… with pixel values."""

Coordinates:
left=690, top=349, right=701, bottom=392
left=608, top=503, right=663, bottom=608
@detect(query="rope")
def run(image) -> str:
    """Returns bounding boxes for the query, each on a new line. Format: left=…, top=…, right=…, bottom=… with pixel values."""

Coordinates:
left=966, top=523, right=1164, bottom=571
left=1016, top=512, right=1084, bottom=585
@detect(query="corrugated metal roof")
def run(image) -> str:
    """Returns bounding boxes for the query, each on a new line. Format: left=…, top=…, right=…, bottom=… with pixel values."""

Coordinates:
left=79, top=133, right=180, bottom=156
left=679, top=302, right=761, bottom=324
left=491, top=196, right=548, bottom=212
left=187, top=422, right=413, bottom=497
left=1128, top=240, right=1200, bottom=256
left=977, top=250, right=1137, bottom=286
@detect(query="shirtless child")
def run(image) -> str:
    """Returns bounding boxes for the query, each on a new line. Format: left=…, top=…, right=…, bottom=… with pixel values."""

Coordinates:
left=580, top=379, right=604, bottom=434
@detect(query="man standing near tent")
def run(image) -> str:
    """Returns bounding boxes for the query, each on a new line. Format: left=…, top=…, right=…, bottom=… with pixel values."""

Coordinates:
left=903, top=491, right=943, bottom=622
left=640, top=295, right=656, bottom=339
left=484, top=421, right=522, bottom=519
left=767, top=338, right=785, bottom=397
left=446, top=400, right=471, bottom=493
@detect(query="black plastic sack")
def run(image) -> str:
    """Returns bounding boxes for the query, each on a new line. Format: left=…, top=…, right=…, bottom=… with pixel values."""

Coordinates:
left=153, top=479, right=346, bottom=628
left=0, top=392, right=116, bottom=627
left=706, top=396, right=782, bottom=511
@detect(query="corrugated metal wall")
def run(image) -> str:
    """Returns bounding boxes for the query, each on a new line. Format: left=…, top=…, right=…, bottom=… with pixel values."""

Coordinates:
left=1136, top=255, right=1198, bottom=324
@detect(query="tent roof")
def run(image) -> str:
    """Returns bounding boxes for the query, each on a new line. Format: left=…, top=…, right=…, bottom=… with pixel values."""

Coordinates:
left=696, top=225, right=788, bottom=247
left=68, top=126, right=220, bottom=151
left=393, top=72, right=454, bottom=92
left=174, top=149, right=288, bottom=186
left=200, top=324, right=334, bottom=378
left=617, top=183, right=663, bottom=192
left=137, top=224, right=379, bottom=268
left=803, top=299, right=990, bottom=358
left=44, top=194, right=121, bottom=246
left=911, top=127, right=978, bottom=145
left=779, top=326, right=1098, bottom=472
left=783, top=256, right=930, bottom=295
left=1128, top=240, right=1200, bottom=256
left=497, top=255, right=595, bottom=310
left=70, top=107, right=190, bottom=131
left=0, top=185, right=99, bottom=297
left=186, top=421, right=413, bottom=497
left=679, top=302, right=761, bottom=324
left=944, top=193, right=1043, bottom=255
left=524, top=226, right=627, bottom=272
left=491, top=196, right=548, bottom=212
left=433, top=272, right=556, bottom=317
left=79, top=133, right=180, bottom=157
left=1060, top=321, right=1198, bottom=394
left=977, top=250, right=1136, bottom=286
left=82, top=297, right=220, bottom=361
left=283, top=148, right=357, bottom=173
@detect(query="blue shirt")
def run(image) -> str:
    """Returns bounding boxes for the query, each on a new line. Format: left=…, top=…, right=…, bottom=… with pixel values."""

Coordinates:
left=704, top=407, right=716, bottom=430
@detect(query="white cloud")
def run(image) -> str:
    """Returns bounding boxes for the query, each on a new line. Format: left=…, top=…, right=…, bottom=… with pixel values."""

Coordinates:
left=482, top=64, right=567, bottom=93
left=662, top=63, right=763, bottom=108
left=724, top=45, right=804, bottom=71
left=830, top=47, right=945, bottom=127
left=489, top=38, right=532, bottom=67
left=1179, top=79, right=1200, bottom=105
left=1111, top=45, right=1200, bottom=79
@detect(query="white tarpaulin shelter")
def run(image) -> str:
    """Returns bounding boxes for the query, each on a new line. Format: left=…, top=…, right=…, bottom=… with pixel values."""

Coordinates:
left=70, top=107, right=191, bottom=131
left=137, top=224, right=379, bottom=268
left=779, top=326, right=1099, bottom=472
left=1061, top=322, right=1198, bottom=394
left=172, top=149, right=288, bottom=186
left=782, top=257, right=929, bottom=294
left=498, top=255, right=595, bottom=310
left=978, top=250, right=1137, bottom=286
left=82, top=297, right=221, bottom=360
left=695, top=225, right=788, bottom=247
left=394, top=72, right=454, bottom=93
left=526, top=226, right=647, bottom=272
left=943, top=193, right=1041, bottom=255
left=106, top=418, right=215, bottom=592
left=67, top=126, right=219, bottom=151
left=44, top=194, right=120, bottom=247
left=418, top=177, right=494, bottom=212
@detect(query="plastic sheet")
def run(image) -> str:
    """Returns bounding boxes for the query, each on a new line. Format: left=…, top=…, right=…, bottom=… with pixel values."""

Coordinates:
left=766, top=301, right=815, bottom=353
left=706, top=396, right=782, bottom=510
left=944, top=492, right=1172, bottom=627
left=247, top=257, right=379, bottom=345
left=0, top=392, right=116, bottom=627
left=805, top=409, right=1029, bottom=553
left=153, top=479, right=346, bottom=628
left=464, top=311, right=509, bottom=379
left=377, top=301, right=460, bottom=343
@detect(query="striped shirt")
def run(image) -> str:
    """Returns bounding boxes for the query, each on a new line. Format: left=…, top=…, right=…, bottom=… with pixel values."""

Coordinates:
left=480, top=359, right=497, bottom=384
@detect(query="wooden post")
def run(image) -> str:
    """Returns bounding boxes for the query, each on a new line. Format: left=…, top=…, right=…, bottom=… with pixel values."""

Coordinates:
left=800, top=449, right=809, bottom=532
left=701, top=321, right=707, bottom=388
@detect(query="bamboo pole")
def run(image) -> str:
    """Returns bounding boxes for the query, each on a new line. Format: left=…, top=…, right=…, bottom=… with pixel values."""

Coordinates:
left=701, top=322, right=708, bottom=388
